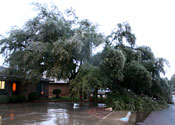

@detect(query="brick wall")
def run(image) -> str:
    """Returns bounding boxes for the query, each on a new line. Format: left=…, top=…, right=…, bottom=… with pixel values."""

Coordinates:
left=18, top=83, right=37, bottom=97
left=18, top=82, right=49, bottom=98
left=0, top=75, right=49, bottom=98
left=48, top=84, right=70, bottom=98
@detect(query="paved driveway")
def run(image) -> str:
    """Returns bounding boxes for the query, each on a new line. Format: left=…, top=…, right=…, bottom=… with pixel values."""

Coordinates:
left=0, top=102, right=138, bottom=125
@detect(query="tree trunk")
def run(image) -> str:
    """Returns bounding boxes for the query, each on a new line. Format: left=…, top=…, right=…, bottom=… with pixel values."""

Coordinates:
left=93, top=88, right=98, bottom=100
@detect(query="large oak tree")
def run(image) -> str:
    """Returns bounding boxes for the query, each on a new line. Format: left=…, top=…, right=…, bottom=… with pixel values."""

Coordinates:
left=0, top=4, right=104, bottom=82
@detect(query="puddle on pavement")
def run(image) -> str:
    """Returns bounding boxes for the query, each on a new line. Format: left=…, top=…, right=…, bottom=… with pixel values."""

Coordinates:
left=0, top=102, right=149, bottom=125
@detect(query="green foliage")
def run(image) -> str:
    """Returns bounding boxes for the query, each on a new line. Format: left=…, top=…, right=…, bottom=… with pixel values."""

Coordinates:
left=52, top=89, right=62, bottom=98
left=137, top=46, right=168, bottom=78
left=106, top=88, right=136, bottom=110
left=151, top=78, right=171, bottom=102
left=0, top=3, right=104, bottom=82
left=9, top=95, right=18, bottom=103
left=57, top=96, right=71, bottom=101
left=123, top=61, right=152, bottom=95
left=51, top=96, right=79, bottom=102
left=28, top=92, right=38, bottom=101
left=70, top=63, right=103, bottom=99
left=109, top=22, right=136, bottom=47
left=116, top=45, right=140, bottom=63
left=136, top=46, right=154, bottom=61
left=9, top=95, right=26, bottom=103
left=170, top=74, right=175, bottom=88
left=101, top=47, right=126, bottom=82
left=0, top=3, right=171, bottom=111
left=104, top=21, right=170, bottom=109
left=106, top=88, right=167, bottom=111
left=17, top=95, right=26, bottom=102
left=0, top=95, right=9, bottom=104
left=90, top=53, right=102, bottom=67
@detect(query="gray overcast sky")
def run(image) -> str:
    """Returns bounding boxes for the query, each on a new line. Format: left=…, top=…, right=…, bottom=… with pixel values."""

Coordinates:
left=0, top=0, right=175, bottom=79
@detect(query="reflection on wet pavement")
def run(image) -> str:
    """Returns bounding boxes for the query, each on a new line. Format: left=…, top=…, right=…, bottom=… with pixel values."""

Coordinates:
left=0, top=102, right=147, bottom=125
left=0, top=102, right=98, bottom=125
left=97, top=103, right=106, bottom=108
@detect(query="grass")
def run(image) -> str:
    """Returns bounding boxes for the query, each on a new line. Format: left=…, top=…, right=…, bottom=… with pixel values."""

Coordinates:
left=50, top=96, right=106, bottom=102
left=50, top=96, right=79, bottom=102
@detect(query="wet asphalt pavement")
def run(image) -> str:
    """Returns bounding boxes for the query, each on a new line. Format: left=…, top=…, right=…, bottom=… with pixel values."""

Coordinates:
left=138, top=104, right=175, bottom=125
left=0, top=102, right=98, bottom=125
left=0, top=102, right=138, bottom=125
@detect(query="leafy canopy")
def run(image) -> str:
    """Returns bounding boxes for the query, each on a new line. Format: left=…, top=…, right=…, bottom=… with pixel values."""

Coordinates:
left=0, top=3, right=104, bottom=81
left=0, top=3, right=171, bottom=106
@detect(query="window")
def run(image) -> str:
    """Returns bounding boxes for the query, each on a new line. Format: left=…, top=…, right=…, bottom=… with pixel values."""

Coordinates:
left=0, top=81, right=5, bottom=89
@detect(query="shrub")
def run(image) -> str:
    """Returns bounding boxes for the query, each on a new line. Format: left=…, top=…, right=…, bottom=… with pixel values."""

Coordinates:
left=0, top=95, right=9, bottom=104
left=28, top=92, right=38, bottom=101
left=9, top=95, right=18, bottom=103
left=17, top=95, right=26, bottom=102
left=59, top=96, right=70, bottom=101
left=106, top=88, right=167, bottom=111
left=52, top=89, right=62, bottom=98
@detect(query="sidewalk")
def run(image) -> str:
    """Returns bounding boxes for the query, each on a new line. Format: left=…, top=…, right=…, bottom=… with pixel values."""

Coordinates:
left=98, top=111, right=135, bottom=125
left=137, top=104, right=175, bottom=125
